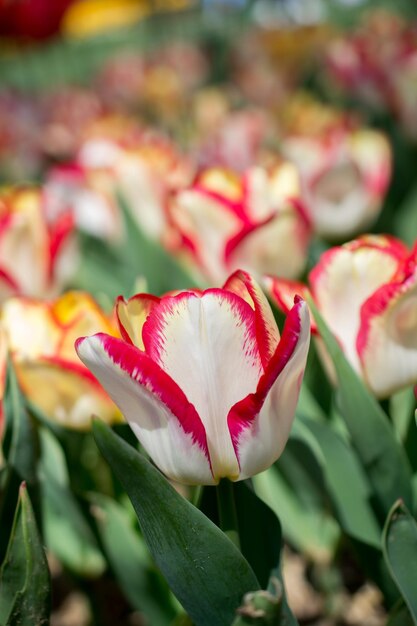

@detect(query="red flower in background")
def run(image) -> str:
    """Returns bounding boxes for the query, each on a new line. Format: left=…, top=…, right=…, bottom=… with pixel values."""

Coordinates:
left=0, top=0, right=74, bottom=39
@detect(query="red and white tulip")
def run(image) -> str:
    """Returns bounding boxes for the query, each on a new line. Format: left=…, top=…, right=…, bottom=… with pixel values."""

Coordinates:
left=45, top=163, right=123, bottom=241
left=266, top=235, right=417, bottom=398
left=76, top=271, right=310, bottom=485
left=0, top=187, right=76, bottom=301
left=75, top=131, right=193, bottom=241
left=282, top=126, right=391, bottom=240
left=171, top=163, right=311, bottom=285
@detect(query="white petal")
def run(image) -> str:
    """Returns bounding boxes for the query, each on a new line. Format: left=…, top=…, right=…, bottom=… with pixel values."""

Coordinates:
left=236, top=300, right=310, bottom=479
left=142, top=291, right=263, bottom=480
left=310, top=240, right=405, bottom=374
left=359, top=269, right=417, bottom=398
left=77, top=334, right=214, bottom=485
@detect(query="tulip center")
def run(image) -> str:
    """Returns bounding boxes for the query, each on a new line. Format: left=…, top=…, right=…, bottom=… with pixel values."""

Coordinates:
left=313, top=161, right=361, bottom=206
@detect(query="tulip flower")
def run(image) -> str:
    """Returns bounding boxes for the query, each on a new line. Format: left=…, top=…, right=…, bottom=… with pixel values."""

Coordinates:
left=265, top=235, right=417, bottom=398
left=76, top=271, right=310, bottom=485
left=75, top=131, right=193, bottom=241
left=0, top=187, right=76, bottom=302
left=1, top=292, right=119, bottom=429
left=0, top=0, right=74, bottom=39
left=170, top=164, right=311, bottom=284
left=325, top=11, right=417, bottom=141
left=196, top=108, right=274, bottom=173
left=45, top=163, right=123, bottom=242
left=282, top=119, right=391, bottom=240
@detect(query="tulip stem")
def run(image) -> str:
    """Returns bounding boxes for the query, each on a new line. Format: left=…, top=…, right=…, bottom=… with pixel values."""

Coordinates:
left=216, top=479, right=240, bottom=550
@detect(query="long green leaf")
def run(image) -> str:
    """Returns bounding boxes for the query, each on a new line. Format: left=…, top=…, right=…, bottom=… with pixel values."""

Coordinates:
left=39, top=428, right=106, bottom=577
left=296, top=417, right=381, bottom=548
left=0, top=362, right=40, bottom=562
left=253, top=464, right=339, bottom=563
left=311, top=301, right=413, bottom=517
left=90, top=493, right=176, bottom=624
left=383, top=501, right=417, bottom=623
left=387, top=601, right=415, bottom=626
left=0, top=483, right=50, bottom=626
left=93, top=420, right=260, bottom=626
left=234, top=482, right=298, bottom=625
left=394, top=183, right=417, bottom=247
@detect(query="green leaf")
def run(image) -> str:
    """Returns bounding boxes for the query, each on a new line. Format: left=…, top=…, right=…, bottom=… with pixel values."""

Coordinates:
left=2, top=360, right=39, bottom=491
left=383, top=500, right=417, bottom=622
left=0, top=483, right=50, bottom=626
left=233, top=482, right=281, bottom=588
left=38, top=428, right=106, bottom=577
left=253, top=455, right=340, bottom=563
left=74, top=232, right=134, bottom=301
left=394, top=183, right=417, bottom=247
left=234, top=482, right=298, bottom=625
left=117, top=190, right=200, bottom=295
left=90, top=493, right=176, bottom=624
left=0, top=362, right=40, bottom=563
left=310, top=301, right=413, bottom=517
left=387, top=601, right=415, bottom=626
left=93, top=420, right=260, bottom=626
left=296, top=417, right=381, bottom=548
left=390, top=388, right=416, bottom=445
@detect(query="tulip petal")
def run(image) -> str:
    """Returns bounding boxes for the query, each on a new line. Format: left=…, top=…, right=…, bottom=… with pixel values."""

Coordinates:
left=2, top=298, right=62, bottom=359
left=225, top=209, right=309, bottom=280
left=17, top=357, right=118, bottom=430
left=0, top=267, right=19, bottom=300
left=76, top=334, right=214, bottom=485
left=172, top=187, right=241, bottom=283
left=263, top=275, right=315, bottom=330
left=309, top=237, right=406, bottom=374
left=116, top=293, right=159, bottom=349
left=223, top=269, right=279, bottom=368
left=228, top=298, right=310, bottom=479
left=358, top=266, right=417, bottom=398
left=142, top=290, right=263, bottom=480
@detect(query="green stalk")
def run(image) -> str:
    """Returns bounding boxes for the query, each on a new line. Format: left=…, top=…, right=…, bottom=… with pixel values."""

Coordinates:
left=216, top=479, right=240, bottom=550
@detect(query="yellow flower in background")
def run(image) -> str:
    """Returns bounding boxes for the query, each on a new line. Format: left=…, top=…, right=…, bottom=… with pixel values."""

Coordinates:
left=1, top=292, right=121, bottom=430
left=62, top=0, right=194, bottom=38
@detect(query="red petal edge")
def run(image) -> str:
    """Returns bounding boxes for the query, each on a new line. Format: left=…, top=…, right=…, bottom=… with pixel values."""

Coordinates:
left=227, top=297, right=303, bottom=463
left=76, top=333, right=212, bottom=472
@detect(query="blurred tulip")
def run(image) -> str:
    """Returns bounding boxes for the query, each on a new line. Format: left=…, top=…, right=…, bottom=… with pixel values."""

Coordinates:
left=0, top=187, right=76, bottom=301
left=325, top=11, right=417, bottom=140
left=76, top=132, right=193, bottom=241
left=39, top=87, right=103, bottom=159
left=44, top=164, right=123, bottom=242
left=282, top=113, right=391, bottom=240
left=1, top=292, right=120, bottom=429
left=266, top=235, right=417, bottom=398
left=0, top=0, right=74, bottom=39
left=196, top=108, right=274, bottom=172
left=171, top=163, right=310, bottom=284
left=76, top=270, right=310, bottom=484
